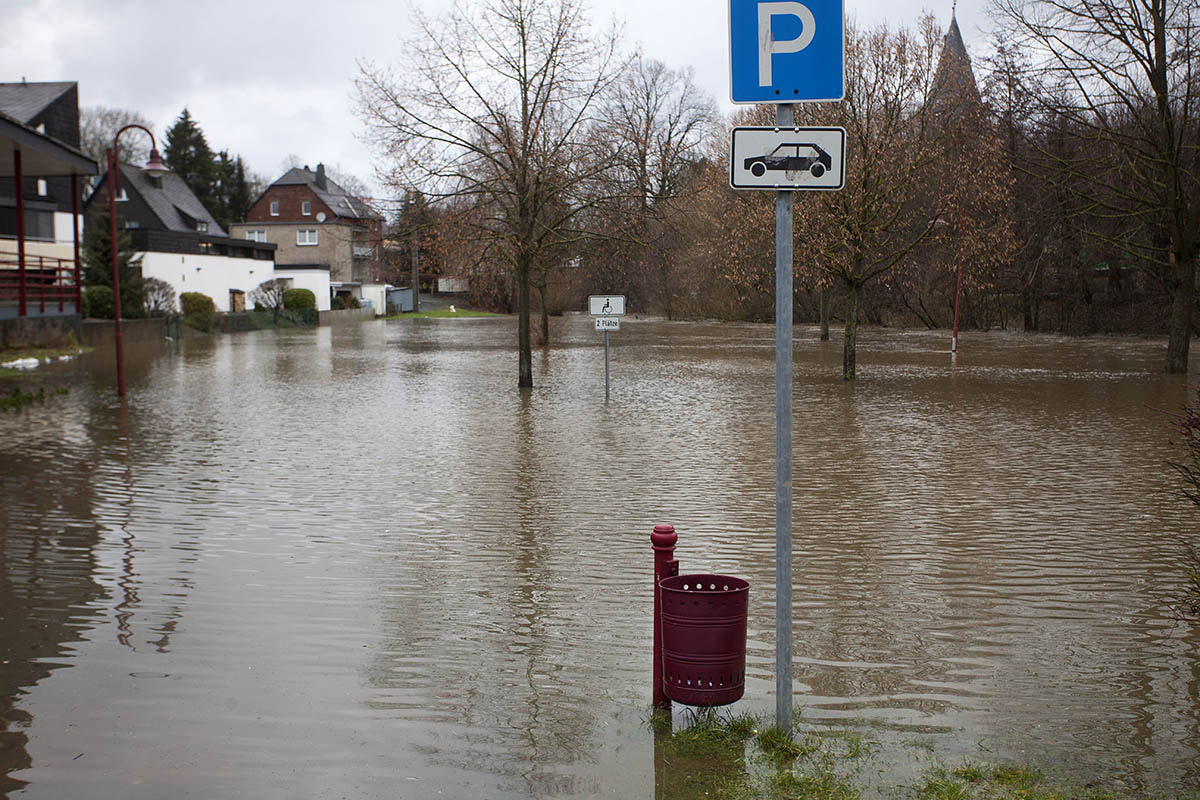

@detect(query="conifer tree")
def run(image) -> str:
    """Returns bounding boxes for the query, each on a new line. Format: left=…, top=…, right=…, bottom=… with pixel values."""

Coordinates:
left=82, top=202, right=144, bottom=318
left=164, top=108, right=218, bottom=221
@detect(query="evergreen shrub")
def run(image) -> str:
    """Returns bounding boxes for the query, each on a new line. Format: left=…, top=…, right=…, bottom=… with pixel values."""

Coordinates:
left=84, top=286, right=114, bottom=319
left=180, top=292, right=216, bottom=315
left=283, top=288, right=316, bottom=311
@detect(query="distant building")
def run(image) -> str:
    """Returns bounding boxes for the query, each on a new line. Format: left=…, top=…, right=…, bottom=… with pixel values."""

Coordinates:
left=84, top=163, right=287, bottom=313
left=231, top=163, right=385, bottom=311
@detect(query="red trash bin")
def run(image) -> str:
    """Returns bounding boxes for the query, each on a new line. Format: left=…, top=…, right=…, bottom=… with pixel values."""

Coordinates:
left=659, top=573, right=749, bottom=707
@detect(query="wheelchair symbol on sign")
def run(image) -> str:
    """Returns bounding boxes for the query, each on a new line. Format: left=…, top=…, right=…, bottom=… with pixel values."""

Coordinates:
left=601, top=299, right=612, bottom=314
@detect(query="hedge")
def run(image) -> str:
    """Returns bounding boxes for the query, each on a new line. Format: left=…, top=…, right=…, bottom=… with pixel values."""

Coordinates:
left=83, top=285, right=114, bottom=319
left=180, top=292, right=216, bottom=315
left=283, top=288, right=316, bottom=311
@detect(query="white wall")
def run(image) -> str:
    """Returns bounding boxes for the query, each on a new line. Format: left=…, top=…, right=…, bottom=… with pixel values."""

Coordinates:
left=360, top=283, right=387, bottom=316
left=53, top=211, right=79, bottom=247
left=138, top=251, right=274, bottom=312
left=273, top=268, right=331, bottom=312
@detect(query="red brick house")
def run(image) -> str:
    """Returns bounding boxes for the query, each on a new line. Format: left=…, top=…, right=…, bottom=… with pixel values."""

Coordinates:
left=231, top=164, right=383, bottom=305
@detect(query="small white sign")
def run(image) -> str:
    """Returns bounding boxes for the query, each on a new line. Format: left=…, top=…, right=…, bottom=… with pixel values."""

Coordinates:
left=588, top=295, right=626, bottom=316
left=595, top=317, right=620, bottom=331
left=730, top=127, right=846, bottom=190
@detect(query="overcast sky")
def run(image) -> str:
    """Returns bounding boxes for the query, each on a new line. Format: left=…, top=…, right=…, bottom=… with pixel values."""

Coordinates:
left=3, top=0, right=990, bottom=202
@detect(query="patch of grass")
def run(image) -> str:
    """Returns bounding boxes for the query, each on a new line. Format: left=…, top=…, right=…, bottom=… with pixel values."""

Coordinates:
left=644, top=707, right=1193, bottom=800
left=757, top=726, right=820, bottom=766
left=919, top=769, right=971, bottom=800
left=768, top=767, right=861, bottom=800
left=1, top=386, right=68, bottom=412
left=658, top=708, right=758, bottom=758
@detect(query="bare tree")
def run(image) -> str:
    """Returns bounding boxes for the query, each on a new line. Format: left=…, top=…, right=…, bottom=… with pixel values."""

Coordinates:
left=991, top=0, right=1200, bottom=372
left=355, top=0, right=624, bottom=389
left=142, top=277, right=177, bottom=316
left=587, top=54, right=717, bottom=317
left=79, top=106, right=154, bottom=189
left=250, top=278, right=289, bottom=321
left=797, top=17, right=961, bottom=379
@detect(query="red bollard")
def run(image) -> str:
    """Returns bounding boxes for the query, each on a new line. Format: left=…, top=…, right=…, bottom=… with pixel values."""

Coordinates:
left=651, top=524, right=679, bottom=710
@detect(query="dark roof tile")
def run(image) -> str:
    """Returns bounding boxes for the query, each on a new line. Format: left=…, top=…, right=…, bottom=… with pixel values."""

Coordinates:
left=0, top=82, right=75, bottom=125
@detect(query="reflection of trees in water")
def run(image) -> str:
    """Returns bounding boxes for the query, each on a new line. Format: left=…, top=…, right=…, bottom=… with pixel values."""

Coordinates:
left=362, top=392, right=606, bottom=796
left=0, top=432, right=104, bottom=793
left=1, top=387, right=205, bottom=793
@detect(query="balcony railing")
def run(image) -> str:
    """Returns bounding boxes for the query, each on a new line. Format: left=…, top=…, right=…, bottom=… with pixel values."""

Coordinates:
left=0, top=253, right=80, bottom=316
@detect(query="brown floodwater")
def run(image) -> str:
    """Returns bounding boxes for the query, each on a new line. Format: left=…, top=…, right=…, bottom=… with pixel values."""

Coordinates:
left=1, top=315, right=1198, bottom=798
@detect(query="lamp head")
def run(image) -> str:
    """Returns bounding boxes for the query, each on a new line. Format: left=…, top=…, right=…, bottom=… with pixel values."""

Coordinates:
left=143, top=148, right=168, bottom=178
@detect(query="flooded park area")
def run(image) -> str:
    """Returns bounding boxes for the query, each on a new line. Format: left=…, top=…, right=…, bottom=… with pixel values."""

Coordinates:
left=1, top=314, right=1198, bottom=798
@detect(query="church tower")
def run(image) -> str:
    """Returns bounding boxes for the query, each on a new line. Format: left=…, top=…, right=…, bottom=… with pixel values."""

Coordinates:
left=930, top=5, right=982, bottom=118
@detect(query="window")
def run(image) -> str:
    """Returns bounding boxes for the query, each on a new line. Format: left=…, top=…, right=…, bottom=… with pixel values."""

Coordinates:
left=123, top=220, right=140, bottom=229
left=245, top=230, right=266, bottom=242
left=36, top=179, right=47, bottom=196
left=301, top=200, right=311, bottom=216
left=116, top=188, right=128, bottom=202
left=297, top=229, right=318, bottom=246
left=270, top=200, right=280, bottom=216
left=196, top=221, right=208, bottom=233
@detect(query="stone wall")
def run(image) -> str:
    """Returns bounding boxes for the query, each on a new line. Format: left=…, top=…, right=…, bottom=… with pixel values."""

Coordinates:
left=0, top=314, right=81, bottom=349
left=81, top=318, right=166, bottom=348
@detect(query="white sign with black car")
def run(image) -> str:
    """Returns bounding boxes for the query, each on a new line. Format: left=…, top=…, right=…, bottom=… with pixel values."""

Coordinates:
left=729, top=126, right=845, bottom=190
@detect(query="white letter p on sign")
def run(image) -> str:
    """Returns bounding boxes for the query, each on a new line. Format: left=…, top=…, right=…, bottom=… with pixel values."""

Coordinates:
left=757, top=1, right=816, bottom=87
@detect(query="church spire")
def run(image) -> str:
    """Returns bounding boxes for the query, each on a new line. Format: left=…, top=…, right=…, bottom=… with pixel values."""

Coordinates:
left=931, top=7, right=981, bottom=114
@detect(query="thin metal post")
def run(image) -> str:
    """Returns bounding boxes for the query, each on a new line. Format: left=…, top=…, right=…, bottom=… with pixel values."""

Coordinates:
left=108, top=148, right=126, bottom=397
left=951, top=206, right=964, bottom=353
left=651, top=524, right=679, bottom=711
left=604, top=330, right=610, bottom=401
left=72, top=173, right=81, bottom=314
left=410, top=234, right=420, bottom=314
left=775, top=102, right=794, bottom=734
left=15, top=148, right=26, bottom=317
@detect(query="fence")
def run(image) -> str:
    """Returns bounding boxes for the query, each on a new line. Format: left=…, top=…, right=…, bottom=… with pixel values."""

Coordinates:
left=0, top=253, right=80, bottom=317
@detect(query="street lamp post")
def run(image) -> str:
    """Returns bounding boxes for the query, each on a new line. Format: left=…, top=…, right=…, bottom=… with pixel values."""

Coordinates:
left=107, top=125, right=167, bottom=397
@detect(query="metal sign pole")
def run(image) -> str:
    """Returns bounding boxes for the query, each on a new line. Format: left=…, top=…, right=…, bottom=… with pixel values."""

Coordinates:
left=605, top=330, right=611, bottom=401
left=775, top=102, right=794, bottom=734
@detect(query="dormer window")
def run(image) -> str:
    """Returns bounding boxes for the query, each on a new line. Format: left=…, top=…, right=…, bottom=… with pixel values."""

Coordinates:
left=301, top=200, right=312, bottom=216
left=270, top=200, right=280, bottom=216
left=197, top=221, right=208, bottom=233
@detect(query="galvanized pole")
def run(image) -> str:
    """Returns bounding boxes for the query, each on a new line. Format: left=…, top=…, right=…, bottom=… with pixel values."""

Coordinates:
left=604, top=330, right=611, bottom=401
left=774, top=103, right=794, bottom=734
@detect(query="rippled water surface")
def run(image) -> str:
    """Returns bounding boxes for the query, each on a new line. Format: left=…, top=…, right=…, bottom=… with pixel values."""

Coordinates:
left=2, top=316, right=1198, bottom=798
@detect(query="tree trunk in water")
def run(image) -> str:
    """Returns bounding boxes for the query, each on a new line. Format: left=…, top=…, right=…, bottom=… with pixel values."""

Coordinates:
left=1166, top=254, right=1194, bottom=374
left=518, top=264, right=533, bottom=388
left=819, top=286, right=831, bottom=341
left=538, top=284, right=550, bottom=346
left=842, top=282, right=859, bottom=381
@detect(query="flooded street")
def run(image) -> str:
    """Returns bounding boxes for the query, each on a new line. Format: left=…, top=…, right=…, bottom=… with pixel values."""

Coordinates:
left=2, top=315, right=1198, bottom=798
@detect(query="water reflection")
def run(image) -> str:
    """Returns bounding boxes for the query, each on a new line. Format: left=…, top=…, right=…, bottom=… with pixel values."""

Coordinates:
left=1, top=319, right=1199, bottom=797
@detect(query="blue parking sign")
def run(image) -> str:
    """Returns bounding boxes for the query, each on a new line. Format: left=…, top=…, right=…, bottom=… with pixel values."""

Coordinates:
left=729, top=0, right=844, bottom=103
